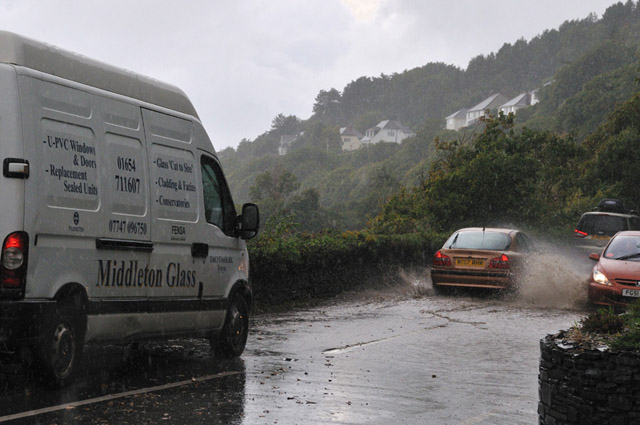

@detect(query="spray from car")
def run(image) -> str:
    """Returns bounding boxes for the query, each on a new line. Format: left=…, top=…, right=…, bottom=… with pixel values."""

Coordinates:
left=515, top=247, right=590, bottom=310
left=418, top=232, right=593, bottom=310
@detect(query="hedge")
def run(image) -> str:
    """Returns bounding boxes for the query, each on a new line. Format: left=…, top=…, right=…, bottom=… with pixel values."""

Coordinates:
left=247, top=231, right=446, bottom=308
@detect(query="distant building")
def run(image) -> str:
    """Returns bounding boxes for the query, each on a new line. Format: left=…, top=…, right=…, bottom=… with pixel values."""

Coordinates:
left=445, top=108, right=468, bottom=131
left=465, top=93, right=510, bottom=126
left=530, top=89, right=540, bottom=106
left=340, top=127, right=364, bottom=151
left=499, top=93, right=531, bottom=115
left=361, top=120, right=415, bottom=146
left=278, top=134, right=298, bottom=156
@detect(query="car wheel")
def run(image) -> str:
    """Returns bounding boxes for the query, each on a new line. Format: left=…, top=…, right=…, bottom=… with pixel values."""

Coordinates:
left=38, top=304, right=84, bottom=388
left=213, top=295, right=249, bottom=358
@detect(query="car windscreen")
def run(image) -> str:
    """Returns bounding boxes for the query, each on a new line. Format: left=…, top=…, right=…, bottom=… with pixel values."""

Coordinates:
left=445, top=231, right=511, bottom=251
left=577, top=214, right=628, bottom=237
left=603, top=235, right=640, bottom=261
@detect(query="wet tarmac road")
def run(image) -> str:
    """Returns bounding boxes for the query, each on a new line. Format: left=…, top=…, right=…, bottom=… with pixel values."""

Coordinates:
left=0, top=275, right=587, bottom=425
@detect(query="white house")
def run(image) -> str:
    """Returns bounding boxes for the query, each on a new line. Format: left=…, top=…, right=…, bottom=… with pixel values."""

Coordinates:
left=278, top=134, right=298, bottom=156
left=445, top=108, right=468, bottom=131
left=465, top=93, right=510, bottom=126
left=499, top=93, right=531, bottom=115
left=361, top=120, right=415, bottom=145
left=530, top=89, right=540, bottom=105
left=340, top=127, right=364, bottom=151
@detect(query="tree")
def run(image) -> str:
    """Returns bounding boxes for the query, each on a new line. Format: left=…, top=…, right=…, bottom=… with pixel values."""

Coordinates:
left=581, top=90, right=640, bottom=208
left=286, top=188, right=333, bottom=232
left=371, top=113, right=584, bottom=234
left=271, top=114, right=301, bottom=135
left=248, top=166, right=299, bottom=202
left=248, top=166, right=301, bottom=229
left=312, top=88, right=342, bottom=119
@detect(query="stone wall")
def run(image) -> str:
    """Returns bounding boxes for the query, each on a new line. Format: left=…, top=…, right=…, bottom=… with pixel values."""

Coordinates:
left=539, top=333, right=640, bottom=425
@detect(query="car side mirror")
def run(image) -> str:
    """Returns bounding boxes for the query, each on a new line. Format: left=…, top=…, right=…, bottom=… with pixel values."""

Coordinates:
left=588, top=253, right=600, bottom=261
left=238, top=203, right=259, bottom=240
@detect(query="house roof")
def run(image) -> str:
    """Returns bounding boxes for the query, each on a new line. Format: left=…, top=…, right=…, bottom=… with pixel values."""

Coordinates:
left=340, top=127, right=363, bottom=138
left=445, top=108, right=468, bottom=120
left=373, top=120, right=415, bottom=134
left=468, top=93, right=508, bottom=112
left=279, top=135, right=297, bottom=147
left=501, top=93, right=530, bottom=108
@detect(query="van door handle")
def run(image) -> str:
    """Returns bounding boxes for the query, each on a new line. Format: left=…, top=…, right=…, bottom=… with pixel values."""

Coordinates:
left=191, top=243, right=209, bottom=258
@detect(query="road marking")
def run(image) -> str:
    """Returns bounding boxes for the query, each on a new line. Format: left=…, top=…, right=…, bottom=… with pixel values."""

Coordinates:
left=0, top=371, right=242, bottom=423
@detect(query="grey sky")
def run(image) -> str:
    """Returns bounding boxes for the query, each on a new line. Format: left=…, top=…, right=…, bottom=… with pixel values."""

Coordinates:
left=0, top=0, right=619, bottom=151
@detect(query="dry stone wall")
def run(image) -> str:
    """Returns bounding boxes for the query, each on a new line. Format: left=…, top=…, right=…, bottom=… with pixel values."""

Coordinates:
left=539, top=333, right=640, bottom=425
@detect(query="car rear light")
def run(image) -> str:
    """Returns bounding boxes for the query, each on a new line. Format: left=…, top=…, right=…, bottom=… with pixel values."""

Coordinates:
left=489, top=254, right=510, bottom=269
left=1, top=231, right=28, bottom=289
left=433, top=250, right=451, bottom=267
left=574, top=229, right=588, bottom=237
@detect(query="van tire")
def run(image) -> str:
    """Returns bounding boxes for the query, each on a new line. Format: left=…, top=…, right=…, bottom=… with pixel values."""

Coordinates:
left=38, top=304, right=84, bottom=388
left=213, top=295, right=249, bottom=358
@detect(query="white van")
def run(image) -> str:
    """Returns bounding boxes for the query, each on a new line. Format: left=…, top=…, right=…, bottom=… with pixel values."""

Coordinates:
left=0, top=31, right=259, bottom=387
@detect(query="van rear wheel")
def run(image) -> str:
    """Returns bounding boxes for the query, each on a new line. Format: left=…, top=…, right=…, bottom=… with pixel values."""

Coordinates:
left=213, top=295, right=249, bottom=358
left=38, top=304, right=84, bottom=388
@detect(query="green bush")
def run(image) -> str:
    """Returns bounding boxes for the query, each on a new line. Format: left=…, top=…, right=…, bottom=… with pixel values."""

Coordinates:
left=610, top=301, right=640, bottom=351
left=576, top=301, right=640, bottom=351
left=579, top=307, right=625, bottom=334
left=248, top=230, right=445, bottom=309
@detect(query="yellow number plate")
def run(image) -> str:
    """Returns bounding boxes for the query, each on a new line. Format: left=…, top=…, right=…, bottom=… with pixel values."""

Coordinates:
left=591, top=235, right=610, bottom=240
left=455, top=258, right=485, bottom=268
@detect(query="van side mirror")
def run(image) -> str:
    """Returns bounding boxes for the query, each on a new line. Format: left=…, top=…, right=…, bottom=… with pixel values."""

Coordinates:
left=238, top=203, right=259, bottom=240
left=588, top=253, right=600, bottom=261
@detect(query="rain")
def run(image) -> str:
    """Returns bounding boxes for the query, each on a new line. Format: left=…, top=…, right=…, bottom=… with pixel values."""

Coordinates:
left=1, top=1, right=638, bottom=424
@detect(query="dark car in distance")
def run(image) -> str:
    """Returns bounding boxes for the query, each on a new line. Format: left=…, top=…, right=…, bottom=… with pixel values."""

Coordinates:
left=573, top=199, right=640, bottom=254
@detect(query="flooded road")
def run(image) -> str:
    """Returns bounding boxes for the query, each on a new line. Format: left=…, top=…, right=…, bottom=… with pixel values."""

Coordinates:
left=0, top=271, right=588, bottom=424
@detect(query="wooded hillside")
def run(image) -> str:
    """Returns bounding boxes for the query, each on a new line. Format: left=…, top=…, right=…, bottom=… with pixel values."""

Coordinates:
left=220, top=1, right=640, bottom=232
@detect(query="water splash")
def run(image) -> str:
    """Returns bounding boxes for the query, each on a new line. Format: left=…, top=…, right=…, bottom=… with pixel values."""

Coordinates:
left=515, top=251, right=590, bottom=310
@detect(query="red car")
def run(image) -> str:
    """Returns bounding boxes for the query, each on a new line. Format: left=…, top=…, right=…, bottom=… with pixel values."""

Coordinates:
left=588, top=231, right=640, bottom=309
left=430, top=227, right=534, bottom=292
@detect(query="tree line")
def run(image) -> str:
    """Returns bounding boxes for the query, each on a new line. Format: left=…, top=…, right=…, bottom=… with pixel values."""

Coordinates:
left=220, top=1, right=640, bottom=236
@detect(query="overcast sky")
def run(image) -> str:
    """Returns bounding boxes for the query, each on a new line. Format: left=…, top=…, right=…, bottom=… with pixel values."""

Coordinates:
left=0, top=0, right=620, bottom=151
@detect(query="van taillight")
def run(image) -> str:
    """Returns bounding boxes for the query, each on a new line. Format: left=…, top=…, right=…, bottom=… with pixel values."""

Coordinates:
left=574, top=229, right=588, bottom=237
left=1, top=232, right=28, bottom=289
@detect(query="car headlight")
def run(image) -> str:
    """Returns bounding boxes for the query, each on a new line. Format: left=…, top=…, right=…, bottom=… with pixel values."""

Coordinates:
left=593, top=269, right=612, bottom=286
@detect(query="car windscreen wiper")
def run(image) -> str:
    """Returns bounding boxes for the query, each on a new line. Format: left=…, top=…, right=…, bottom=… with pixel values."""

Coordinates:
left=615, top=253, right=640, bottom=261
